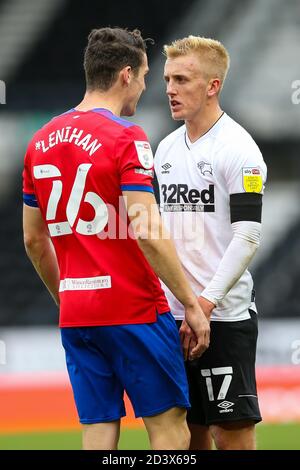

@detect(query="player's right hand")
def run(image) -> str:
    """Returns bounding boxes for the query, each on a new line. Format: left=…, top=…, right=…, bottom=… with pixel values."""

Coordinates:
left=180, top=304, right=210, bottom=361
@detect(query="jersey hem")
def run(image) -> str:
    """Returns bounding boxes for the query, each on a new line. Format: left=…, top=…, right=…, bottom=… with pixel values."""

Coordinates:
left=59, top=309, right=169, bottom=328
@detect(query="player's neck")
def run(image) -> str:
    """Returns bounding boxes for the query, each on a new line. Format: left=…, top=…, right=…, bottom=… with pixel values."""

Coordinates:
left=186, top=104, right=223, bottom=143
left=75, top=90, right=123, bottom=116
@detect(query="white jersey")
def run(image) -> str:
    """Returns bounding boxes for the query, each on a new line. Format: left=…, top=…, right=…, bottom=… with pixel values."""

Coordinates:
left=155, top=113, right=267, bottom=322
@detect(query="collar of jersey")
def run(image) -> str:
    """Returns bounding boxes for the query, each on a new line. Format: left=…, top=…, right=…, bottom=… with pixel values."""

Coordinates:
left=184, top=111, right=226, bottom=149
left=69, top=107, right=114, bottom=116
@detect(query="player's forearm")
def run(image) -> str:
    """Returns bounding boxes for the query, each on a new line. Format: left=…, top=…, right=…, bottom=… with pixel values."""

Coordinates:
left=201, top=221, right=261, bottom=305
left=24, top=236, right=60, bottom=306
left=125, top=190, right=198, bottom=307
left=137, top=223, right=196, bottom=308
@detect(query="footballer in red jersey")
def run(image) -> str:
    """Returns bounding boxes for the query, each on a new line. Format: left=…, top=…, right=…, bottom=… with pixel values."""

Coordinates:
left=23, top=27, right=209, bottom=450
left=23, top=107, right=170, bottom=327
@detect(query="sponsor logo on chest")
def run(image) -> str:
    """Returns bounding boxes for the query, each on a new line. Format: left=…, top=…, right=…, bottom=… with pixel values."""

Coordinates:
left=161, top=183, right=215, bottom=212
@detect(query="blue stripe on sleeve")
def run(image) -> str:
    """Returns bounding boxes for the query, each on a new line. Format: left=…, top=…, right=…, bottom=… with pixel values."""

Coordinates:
left=121, top=185, right=154, bottom=193
left=23, top=193, right=39, bottom=207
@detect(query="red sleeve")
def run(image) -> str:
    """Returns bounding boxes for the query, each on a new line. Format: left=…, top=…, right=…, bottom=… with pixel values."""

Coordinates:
left=23, top=148, right=38, bottom=207
left=23, top=148, right=34, bottom=193
left=117, top=125, right=154, bottom=193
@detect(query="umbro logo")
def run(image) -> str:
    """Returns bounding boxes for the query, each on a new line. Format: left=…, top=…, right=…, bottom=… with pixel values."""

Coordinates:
left=218, top=400, right=234, bottom=413
left=162, top=163, right=172, bottom=174
left=218, top=400, right=234, bottom=409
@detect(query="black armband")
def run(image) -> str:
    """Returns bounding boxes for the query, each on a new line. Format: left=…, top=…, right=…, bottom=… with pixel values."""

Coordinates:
left=230, top=193, right=262, bottom=223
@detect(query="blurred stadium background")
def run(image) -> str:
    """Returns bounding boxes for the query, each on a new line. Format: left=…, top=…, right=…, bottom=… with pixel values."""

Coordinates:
left=1, top=0, right=300, bottom=450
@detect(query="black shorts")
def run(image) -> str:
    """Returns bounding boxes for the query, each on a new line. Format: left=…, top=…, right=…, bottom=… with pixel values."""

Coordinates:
left=177, top=310, right=262, bottom=426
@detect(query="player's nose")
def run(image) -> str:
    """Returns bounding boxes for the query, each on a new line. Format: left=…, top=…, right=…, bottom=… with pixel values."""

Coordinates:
left=166, top=81, right=176, bottom=96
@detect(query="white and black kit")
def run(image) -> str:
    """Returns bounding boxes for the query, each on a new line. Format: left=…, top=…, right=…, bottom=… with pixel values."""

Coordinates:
left=155, top=112, right=267, bottom=424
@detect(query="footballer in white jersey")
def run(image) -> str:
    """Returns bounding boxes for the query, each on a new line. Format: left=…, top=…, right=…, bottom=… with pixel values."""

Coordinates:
left=155, top=112, right=267, bottom=322
left=157, top=34, right=266, bottom=449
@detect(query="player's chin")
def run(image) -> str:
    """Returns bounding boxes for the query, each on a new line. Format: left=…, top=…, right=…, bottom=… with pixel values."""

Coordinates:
left=170, top=107, right=184, bottom=120
left=171, top=110, right=184, bottom=121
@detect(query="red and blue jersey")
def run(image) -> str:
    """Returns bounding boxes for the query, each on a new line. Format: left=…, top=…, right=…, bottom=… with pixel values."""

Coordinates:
left=23, top=108, right=170, bottom=326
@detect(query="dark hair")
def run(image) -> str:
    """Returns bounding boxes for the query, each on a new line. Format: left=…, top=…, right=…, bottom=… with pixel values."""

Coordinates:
left=84, top=27, right=148, bottom=91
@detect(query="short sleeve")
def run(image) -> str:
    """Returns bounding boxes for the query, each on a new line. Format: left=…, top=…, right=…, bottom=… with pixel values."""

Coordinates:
left=117, top=125, right=154, bottom=193
left=23, top=149, right=38, bottom=207
left=154, top=141, right=163, bottom=174
left=224, top=144, right=267, bottom=196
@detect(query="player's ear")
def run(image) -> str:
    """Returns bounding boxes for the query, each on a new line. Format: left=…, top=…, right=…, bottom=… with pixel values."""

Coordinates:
left=120, top=66, right=132, bottom=86
left=207, top=78, right=221, bottom=97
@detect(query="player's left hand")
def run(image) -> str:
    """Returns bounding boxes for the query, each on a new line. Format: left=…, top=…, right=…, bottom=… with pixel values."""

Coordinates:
left=198, top=296, right=215, bottom=320
left=181, top=301, right=210, bottom=360
left=179, top=318, right=209, bottom=361
left=179, top=320, right=194, bottom=361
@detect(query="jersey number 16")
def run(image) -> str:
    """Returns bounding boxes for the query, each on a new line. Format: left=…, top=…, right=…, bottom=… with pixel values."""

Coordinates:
left=33, top=163, right=108, bottom=237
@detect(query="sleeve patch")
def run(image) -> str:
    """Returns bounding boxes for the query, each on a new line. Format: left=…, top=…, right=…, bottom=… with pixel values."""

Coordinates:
left=242, top=167, right=263, bottom=193
left=134, top=141, right=154, bottom=169
left=134, top=168, right=154, bottom=177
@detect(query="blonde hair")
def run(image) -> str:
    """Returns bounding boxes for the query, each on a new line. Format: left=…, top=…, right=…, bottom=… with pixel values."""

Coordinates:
left=164, top=36, right=230, bottom=88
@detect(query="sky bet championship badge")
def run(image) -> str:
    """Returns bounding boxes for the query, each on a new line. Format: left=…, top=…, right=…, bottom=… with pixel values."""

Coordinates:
left=134, top=141, right=154, bottom=169
left=242, top=167, right=263, bottom=193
